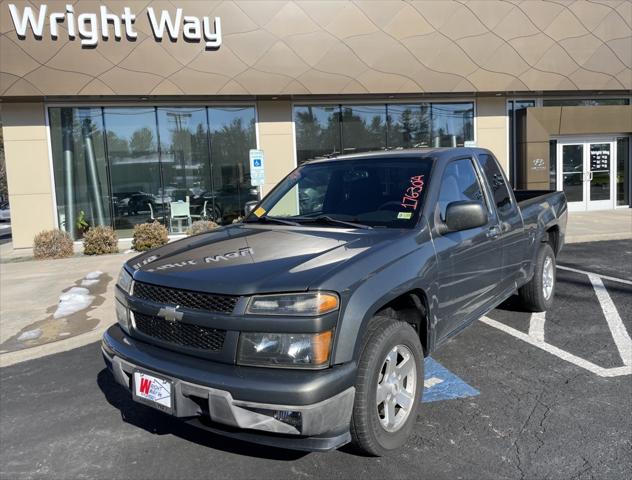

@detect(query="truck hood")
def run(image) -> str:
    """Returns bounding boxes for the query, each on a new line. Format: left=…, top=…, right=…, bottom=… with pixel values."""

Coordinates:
left=127, top=224, right=401, bottom=295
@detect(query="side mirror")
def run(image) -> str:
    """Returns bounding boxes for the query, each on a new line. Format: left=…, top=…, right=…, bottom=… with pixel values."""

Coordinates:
left=443, top=201, right=488, bottom=232
left=244, top=200, right=259, bottom=215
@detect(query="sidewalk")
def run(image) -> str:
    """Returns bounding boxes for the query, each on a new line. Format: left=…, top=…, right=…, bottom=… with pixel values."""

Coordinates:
left=566, top=208, right=632, bottom=243
left=0, top=251, right=134, bottom=367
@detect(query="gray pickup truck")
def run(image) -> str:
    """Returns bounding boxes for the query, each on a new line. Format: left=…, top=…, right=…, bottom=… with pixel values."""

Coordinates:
left=102, top=148, right=567, bottom=456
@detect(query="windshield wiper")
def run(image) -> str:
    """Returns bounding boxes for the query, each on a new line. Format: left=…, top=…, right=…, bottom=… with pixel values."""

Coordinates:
left=245, top=216, right=300, bottom=226
left=294, top=215, right=373, bottom=230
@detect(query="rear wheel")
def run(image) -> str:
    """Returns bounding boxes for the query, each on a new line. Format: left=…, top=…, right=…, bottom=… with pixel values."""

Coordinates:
left=350, top=317, right=423, bottom=456
left=519, top=242, right=556, bottom=312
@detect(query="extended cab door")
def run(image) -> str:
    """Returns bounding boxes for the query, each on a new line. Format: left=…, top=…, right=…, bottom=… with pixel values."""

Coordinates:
left=431, top=157, right=504, bottom=341
left=476, top=152, right=528, bottom=288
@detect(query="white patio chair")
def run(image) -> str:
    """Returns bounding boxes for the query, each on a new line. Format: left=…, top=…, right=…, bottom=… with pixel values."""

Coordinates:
left=170, top=201, right=191, bottom=233
left=190, top=200, right=208, bottom=221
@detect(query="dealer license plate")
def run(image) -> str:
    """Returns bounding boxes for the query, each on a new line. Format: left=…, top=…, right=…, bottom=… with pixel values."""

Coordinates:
left=132, top=371, right=173, bottom=414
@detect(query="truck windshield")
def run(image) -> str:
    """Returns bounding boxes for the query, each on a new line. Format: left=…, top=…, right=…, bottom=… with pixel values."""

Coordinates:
left=247, top=157, right=434, bottom=229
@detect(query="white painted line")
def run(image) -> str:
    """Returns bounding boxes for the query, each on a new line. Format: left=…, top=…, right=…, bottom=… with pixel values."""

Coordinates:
left=558, top=265, right=632, bottom=286
left=480, top=316, right=632, bottom=378
left=589, top=274, right=632, bottom=366
left=528, top=311, right=546, bottom=342
left=424, top=377, right=444, bottom=389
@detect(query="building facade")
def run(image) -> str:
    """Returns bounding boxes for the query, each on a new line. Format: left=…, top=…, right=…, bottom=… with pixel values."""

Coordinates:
left=1, top=0, right=630, bottom=248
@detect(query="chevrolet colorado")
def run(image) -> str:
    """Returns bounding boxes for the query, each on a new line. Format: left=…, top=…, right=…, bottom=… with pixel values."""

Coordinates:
left=102, top=148, right=567, bottom=455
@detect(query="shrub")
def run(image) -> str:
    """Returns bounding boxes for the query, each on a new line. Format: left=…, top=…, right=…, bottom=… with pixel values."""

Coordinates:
left=83, top=226, right=119, bottom=255
left=186, top=220, right=219, bottom=236
left=132, top=221, right=169, bottom=251
left=33, top=229, right=74, bottom=260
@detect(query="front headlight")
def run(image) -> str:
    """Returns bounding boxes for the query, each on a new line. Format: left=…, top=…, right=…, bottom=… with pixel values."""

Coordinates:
left=247, top=292, right=339, bottom=316
left=237, top=330, right=333, bottom=368
left=115, top=299, right=131, bottom=334
left=117, top=268, right=134, bottom=294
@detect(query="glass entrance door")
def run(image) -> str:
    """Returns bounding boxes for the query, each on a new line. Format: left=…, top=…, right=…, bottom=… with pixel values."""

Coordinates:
left=558, top=139, right=616, bottom=211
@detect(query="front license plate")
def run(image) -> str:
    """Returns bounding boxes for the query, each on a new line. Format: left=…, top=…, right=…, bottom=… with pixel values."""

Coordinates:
left=132, top=371, right=173, bottom=414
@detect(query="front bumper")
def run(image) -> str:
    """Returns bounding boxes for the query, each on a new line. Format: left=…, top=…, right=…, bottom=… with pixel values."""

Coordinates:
left=102, top=325, right=356, bottom=451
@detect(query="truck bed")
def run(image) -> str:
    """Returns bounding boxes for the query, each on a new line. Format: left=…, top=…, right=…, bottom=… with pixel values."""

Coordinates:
left=513, top=189, right=557, bottom=205
left=514, top=189, right=568, bottom=255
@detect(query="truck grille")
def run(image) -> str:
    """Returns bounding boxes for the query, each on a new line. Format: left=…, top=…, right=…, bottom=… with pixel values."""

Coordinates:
left=133, top=282, right=238, bottom=314
left=133, top=312, right=226, bottom=351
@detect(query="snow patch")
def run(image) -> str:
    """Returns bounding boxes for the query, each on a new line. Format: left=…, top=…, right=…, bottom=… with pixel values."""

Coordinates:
left=81, top=279, right=99, bottom=287
left=54, top=287, right=94, bottom=319
left=85, top=271, right=103, bottom=280
left=18, top=328, right=42, bottom=341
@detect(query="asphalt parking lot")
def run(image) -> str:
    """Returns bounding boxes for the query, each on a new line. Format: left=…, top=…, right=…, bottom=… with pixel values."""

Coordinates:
left=1, top=240, right=630, bottom=480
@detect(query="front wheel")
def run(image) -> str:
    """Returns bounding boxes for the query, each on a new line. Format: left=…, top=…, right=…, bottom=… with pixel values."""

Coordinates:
left=350, top=317, right=424, bottom=456
left=519, top=242, right=556, bottom=312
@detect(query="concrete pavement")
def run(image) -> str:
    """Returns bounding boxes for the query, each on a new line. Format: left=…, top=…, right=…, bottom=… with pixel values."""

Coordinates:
left=0, top=252, right=134, bottom=367
left=566, top=208, right=631, bottom=243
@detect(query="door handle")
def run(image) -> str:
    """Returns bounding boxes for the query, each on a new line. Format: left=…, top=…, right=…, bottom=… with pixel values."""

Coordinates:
left=487, top=226, right=501, bottom=239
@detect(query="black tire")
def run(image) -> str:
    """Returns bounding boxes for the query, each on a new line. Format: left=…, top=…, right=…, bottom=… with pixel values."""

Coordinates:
left=350, top=316, right=424, bottom=456
left=519, top=242, right=556, bottom=312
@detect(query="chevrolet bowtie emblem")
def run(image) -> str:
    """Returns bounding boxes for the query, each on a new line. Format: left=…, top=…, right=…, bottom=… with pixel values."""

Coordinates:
left=157, top=306, right=183, bottom=322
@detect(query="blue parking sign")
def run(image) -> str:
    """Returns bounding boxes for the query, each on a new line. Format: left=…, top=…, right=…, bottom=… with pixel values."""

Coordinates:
left=249, top=149, right=265, bottom=187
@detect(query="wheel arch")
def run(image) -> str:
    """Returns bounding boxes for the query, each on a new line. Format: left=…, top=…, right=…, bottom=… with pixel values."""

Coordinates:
left=335, top=287, right=433, bottom=365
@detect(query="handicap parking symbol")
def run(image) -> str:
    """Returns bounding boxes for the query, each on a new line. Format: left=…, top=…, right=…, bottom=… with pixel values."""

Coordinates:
left=422, top=357, right=479, bottom=403
left=253, top=159, right=262, bottom=167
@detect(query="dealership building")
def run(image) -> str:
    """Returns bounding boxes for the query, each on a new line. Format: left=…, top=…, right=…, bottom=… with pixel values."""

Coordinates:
left=1, top=0, right=630, bottom=249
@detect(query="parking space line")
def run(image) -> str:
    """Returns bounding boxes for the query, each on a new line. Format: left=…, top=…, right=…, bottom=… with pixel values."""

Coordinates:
left=480, top=316, right=632, bottom=378
left=558, top=265, right=632, bottom=286
left=588, top=274, right=632, bottom=366
left=528, top=311, right=546, bottom=342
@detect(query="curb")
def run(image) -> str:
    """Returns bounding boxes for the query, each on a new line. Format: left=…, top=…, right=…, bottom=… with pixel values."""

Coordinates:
left=565, top=233, right=632, bottom=244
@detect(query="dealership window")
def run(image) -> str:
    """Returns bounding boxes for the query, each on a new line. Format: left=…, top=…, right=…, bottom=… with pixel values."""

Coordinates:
left=157, top=107, right=212, bottom=221
left=340, top=105, right=387, bottom=154
left=508, top=100, right=536, bottom=188
left=49, top=107, right=111, bottom=239
left=387, top=104, right=431, bottom=149
left=430, top=103, right=474, bottom=148
left=105, top=107, right=162, bottom=235
left=208, top=107, right=258, bottom=222
left=49, top=106, right=256, bottom=239
left=294, top=105, right=342, bottom=163
left=294, top=102, right=474, bottom=164
left=617, top=137, right=630, bottom=206
left=549, top=140, right=557, bottom=191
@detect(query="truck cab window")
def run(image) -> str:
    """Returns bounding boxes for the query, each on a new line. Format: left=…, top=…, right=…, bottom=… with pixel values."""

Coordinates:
left=478, top=154, right=514, bottom=220
left=437, top=159, right=486, bottom=221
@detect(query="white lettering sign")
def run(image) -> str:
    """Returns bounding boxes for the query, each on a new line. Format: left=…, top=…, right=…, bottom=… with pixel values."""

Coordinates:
left=8, top=3, right=221, bottom=49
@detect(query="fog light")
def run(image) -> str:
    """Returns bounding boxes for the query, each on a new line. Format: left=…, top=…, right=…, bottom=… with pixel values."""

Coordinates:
left=248, top=407, right=303, bottom=432
left=273, top=410, right=302, bottom=430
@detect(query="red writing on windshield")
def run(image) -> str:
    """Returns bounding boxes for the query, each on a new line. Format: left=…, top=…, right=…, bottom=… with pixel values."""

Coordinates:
left=401, top=175, right=424, bottom=210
